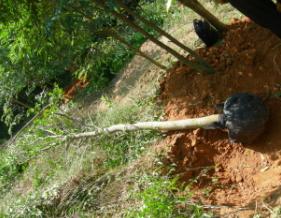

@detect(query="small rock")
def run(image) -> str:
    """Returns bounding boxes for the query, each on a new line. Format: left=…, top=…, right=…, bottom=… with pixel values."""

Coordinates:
left=260, top=166, right=269, bottom=172
left=236, top=175, right=243, bottom=182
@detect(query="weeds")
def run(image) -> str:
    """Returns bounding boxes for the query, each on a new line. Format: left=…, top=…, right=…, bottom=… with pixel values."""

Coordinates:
left=87, top=96, right=162, bottom=168
left=127, top=175, right=212, bottom=218
left=0, top=94, right=162, bottom=217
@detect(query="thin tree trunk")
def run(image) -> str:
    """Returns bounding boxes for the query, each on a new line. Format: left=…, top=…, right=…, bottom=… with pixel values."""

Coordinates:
left=110, top=30, right=168, bottom=70
left=94, top=0, right=214, bottom=74
left=179, top=0, right=227, bottom=32
left=58, top=114, right=221, bottom=140
left=114, top=0, right=208, bottom=67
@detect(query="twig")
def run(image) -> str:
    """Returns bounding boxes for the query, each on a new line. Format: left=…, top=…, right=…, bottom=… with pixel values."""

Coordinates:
left=38, top=141, right=61, bottom=153
left=185, top=165, right=214, bottom=171
left=185, top=201, right=251, bottom=217
left=54, top=112, right=83, bottom=123
left=56, top=112, right=101, bottom=130
left=37, top=127, right=57, bottom=136
left=254, top=200, right=258, bottom=216
left=262, top=203, right=273, bottom=213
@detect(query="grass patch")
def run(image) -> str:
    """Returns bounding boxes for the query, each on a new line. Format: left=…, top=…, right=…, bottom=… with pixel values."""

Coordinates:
left=87, top=96, right=162, bottom=168
left=127, top=175, right=212, bottom=218
left=0, top=94, right=162, bottom=217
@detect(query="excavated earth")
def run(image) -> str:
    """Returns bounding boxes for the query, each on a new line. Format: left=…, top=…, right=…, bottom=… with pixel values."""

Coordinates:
left=159, top=21, right=281, bottom=216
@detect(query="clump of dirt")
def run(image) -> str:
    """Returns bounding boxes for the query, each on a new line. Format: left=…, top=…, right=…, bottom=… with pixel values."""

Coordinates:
left=159, top=21, right=281, bottom=212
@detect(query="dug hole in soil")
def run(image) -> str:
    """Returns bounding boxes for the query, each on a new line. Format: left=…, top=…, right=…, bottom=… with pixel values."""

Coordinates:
left=159, top=21, right=281, bottom=212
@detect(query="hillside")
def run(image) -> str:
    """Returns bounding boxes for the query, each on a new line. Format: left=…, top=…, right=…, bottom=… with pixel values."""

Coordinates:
left=1, top=1, right=281, bottom=218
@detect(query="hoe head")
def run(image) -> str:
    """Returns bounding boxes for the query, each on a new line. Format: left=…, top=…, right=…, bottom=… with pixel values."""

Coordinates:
left=219, top=93, right=269, bottom=143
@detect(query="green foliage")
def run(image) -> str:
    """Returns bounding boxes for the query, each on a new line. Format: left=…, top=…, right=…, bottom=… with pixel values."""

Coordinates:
left=0, top=105, right=60, bottom=192
left=128, top=176, right=186, bottom=218
left=0, top=0, right=167, bottom=129
left=127, top=176, right=212, bottom=218
left=0, top=93, right=162, bottom=216
left=0, top=85, right=66, bottom=194
left=100, top=131, right=159, bottom=168
left=86, top=96, right=162, bottom=168
left=0, top=152, right=28, bottom=192
left=0, top=0, right=169, bottom=206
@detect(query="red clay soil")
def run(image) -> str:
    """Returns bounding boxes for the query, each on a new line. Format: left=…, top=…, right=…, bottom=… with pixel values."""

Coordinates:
left=159, top=21, right=281, bottom=215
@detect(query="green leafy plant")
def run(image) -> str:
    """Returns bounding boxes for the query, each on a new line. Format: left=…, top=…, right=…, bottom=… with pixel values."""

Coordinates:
left=127, top=176, right=211, bottom=218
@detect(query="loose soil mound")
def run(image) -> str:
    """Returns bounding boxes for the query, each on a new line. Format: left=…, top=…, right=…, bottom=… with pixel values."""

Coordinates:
left=159, top=21, right=281, bottom=214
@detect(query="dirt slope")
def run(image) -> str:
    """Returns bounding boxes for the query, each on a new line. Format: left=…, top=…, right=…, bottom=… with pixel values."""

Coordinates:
left=159, top=21, right=281, bottom=216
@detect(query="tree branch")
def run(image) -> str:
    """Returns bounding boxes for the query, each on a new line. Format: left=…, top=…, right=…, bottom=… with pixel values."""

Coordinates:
left=58, top=114, right=222, bottom=140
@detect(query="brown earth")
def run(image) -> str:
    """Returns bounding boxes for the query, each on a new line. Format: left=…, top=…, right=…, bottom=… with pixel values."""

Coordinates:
left=159, top=21, right=281, bottom=216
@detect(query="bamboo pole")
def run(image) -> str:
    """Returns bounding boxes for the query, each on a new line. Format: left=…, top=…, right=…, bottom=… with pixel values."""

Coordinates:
left=179, top=0, right=227, bottom=32
left=93, top=0, right=214, bottom=73
left=110, top=30, right=168, bottom=70
left=114, top=0, right=208, bottom=65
